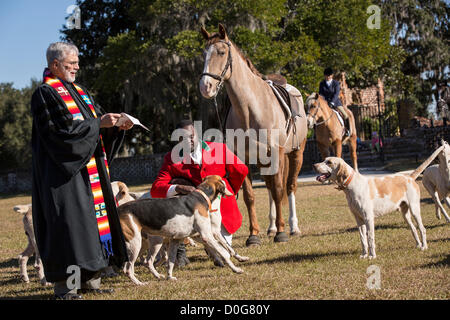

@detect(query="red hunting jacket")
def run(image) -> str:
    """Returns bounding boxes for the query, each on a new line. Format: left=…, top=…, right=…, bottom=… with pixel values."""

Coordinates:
left=150, top=141, right=248, bottom=234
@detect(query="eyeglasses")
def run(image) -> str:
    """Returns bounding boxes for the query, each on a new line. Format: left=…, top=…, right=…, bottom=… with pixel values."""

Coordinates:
left=57, top=59, right=79, bottom=66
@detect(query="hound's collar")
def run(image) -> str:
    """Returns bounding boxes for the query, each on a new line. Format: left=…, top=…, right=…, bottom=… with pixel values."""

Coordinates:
left=194, top=189, right=211, bottom=210
left=337, top=171, right=354, bottom=190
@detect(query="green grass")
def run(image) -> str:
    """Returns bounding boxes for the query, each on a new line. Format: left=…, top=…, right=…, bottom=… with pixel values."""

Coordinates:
left=0, top=180, right=448, bottom=300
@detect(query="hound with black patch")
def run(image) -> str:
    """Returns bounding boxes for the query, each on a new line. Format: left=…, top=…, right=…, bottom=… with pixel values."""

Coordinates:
left=119, top=175, right=246, bottom=285
left=313, top=147, right=443, bottom=259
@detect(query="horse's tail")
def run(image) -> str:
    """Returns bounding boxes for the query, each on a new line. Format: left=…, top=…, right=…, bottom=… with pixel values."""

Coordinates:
left=409, top=145, right=444, bottom=180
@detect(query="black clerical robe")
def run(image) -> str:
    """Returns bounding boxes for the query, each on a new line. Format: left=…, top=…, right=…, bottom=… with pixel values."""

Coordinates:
left=31, top=79, right=128, bottom=282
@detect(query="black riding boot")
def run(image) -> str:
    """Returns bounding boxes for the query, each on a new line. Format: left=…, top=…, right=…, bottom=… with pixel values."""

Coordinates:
left=344, top=119, right=350, bottom=136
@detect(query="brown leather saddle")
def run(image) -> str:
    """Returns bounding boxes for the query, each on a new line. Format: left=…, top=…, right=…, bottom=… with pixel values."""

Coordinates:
left=264, top=74, right=302, bottom=150
left=264, top=74, right=301, bottom=120
left=329, top=104, right=351, bottom=137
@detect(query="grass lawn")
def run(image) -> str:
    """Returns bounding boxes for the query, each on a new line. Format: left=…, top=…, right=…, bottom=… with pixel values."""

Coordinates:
left=0, top=178, right=448, bottom=300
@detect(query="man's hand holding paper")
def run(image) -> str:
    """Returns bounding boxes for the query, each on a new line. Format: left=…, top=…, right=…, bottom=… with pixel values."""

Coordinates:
left=115, top=112, right=150, bottom=131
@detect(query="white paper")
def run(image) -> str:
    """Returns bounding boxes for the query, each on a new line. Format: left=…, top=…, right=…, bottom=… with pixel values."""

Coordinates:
left=115, top=112, right=150, bottom=131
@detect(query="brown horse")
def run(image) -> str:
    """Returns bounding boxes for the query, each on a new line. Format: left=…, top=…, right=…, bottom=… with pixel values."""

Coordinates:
left=199, top=24, right=308, bottom=246
left=305, top=93, right=358, bottom=171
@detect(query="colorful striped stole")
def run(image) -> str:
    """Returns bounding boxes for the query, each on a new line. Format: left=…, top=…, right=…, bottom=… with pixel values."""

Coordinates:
left=43, top=68, right=114, bottom=257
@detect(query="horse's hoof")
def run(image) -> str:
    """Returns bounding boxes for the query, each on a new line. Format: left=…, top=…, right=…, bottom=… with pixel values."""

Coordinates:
left=267, top=230, right=277, bottom=237
left=274, top=232, right=289, bottom=243
left=245, top=235, right=261, bottom=247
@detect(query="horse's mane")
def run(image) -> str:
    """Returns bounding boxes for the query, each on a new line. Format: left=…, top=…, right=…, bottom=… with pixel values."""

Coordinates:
left=206, top=33, right=263, bottom=78
left=234, top=46, right=264, bottom=78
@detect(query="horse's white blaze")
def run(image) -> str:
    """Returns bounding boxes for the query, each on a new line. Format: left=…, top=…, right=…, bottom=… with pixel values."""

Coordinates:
left=306, top=115, right=315, bottom=129
left=199, top=45, right=215, bottom=98
left=202, top=45, right=214, bottom=74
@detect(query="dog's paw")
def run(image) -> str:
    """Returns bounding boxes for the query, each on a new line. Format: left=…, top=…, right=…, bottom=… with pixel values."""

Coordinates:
left=128, top=275, right=147, bottom=286
left=235, top=254, right=250, bottom=262
left=40, top=279, right=52, bottom=286
left=368, top=255, right=376, bottom=260
left=233, top=267, right=244, bottom=274
left=359, top=254, right=368, bottom=259
left=416, top=244, right=428, bottom=250
left=167, top=276, right=177, bottom=281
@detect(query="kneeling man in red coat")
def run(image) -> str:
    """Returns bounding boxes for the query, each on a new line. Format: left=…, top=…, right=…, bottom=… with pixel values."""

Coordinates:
left=151, top=120, right=248, bottom=265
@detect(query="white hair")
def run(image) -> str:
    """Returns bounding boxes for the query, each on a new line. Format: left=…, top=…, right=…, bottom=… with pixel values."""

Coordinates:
left=46, top=42, right=79, bottom=66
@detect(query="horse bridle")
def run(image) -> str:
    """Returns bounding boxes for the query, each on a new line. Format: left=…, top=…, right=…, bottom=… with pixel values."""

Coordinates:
left=201, top=40, right=233, bottom=132
left=201, top=40, right=233, bottom=98
left=306, top=100, right=334, bottom=126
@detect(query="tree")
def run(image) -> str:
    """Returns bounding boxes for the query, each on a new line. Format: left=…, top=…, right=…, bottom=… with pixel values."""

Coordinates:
left=59, top=0, right=411, bottom=155
left=90, top=0, right=296, bottom=154
left=379, top=0, right=450, bottom=116
left=0, top=80, right=39, bottom=171
left=282, top=0, right=394, bottom=91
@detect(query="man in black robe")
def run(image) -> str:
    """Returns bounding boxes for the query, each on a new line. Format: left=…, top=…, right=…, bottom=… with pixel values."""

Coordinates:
left=31, top=42, right=131, bottom=299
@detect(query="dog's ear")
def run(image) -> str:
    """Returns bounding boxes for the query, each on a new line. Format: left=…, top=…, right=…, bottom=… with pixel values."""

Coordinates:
left=335, top=160, right=349, bottom=185
left=218, top=180, right=233, bottom=197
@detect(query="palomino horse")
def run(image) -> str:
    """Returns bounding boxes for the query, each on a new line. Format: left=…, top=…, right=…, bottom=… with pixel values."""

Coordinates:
left=199, top=24, right=308, bottom=246
left=305, top=93, right=358, bottom=171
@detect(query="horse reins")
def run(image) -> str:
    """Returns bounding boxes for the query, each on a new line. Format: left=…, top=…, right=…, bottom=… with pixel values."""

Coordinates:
left=200, top=40, right=233, bottom=133
left=307, top=100, right=335, bottom=126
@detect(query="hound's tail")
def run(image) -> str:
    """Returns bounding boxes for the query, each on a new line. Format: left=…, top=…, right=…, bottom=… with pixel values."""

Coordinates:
left=409, top=145, right=445, bottom=180
left=13, top=204, right=31, bottom=214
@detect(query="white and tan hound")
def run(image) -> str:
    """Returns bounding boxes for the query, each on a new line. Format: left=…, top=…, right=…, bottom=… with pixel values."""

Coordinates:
left=313, top=147, right=443, bottom=259
left=422, top=140, right=450, bottom=222
left=13, top=204, right=50, bottom=286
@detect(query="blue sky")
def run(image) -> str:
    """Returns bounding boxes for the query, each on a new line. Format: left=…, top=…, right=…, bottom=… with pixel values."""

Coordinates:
left=0, top=0, right=76, bottom=89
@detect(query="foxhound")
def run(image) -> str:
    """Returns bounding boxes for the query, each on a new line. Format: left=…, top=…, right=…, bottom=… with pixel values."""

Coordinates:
left=422, top=140, right=450, bottom=222
left=118, top=175, right=247, bottom=285
left=313, top=147, right=443, bottom=258
left=13, top=204, right=50, bottom=286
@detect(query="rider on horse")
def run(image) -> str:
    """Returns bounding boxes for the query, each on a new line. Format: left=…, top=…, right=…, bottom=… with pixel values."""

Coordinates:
left=319, top=67, right=350, bottom=136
